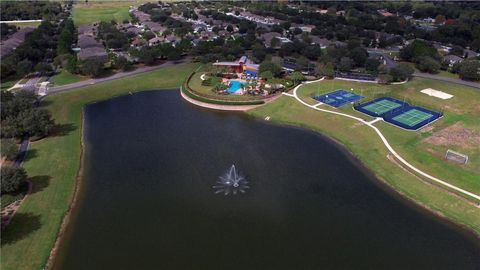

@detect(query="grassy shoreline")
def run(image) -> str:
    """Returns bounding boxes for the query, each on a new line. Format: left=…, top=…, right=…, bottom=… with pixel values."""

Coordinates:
left=0, top=63, right=201, bottom=270
left=2, top=63, right=479, bottom=270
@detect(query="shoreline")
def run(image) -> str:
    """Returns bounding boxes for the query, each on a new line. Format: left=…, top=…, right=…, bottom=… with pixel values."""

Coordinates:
left=41, top=88, right=479, bottom=269
left=43, top=108, right=86, bottom=270
left=261, top=119, right=480, bottom=240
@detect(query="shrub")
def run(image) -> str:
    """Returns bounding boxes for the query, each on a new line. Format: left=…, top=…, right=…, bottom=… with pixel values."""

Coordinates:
left=1, top=166, right=27, bottom=194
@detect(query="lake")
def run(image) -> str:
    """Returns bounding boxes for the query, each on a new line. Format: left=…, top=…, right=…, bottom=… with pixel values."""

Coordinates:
left=53, top=90, right=480, bottom=270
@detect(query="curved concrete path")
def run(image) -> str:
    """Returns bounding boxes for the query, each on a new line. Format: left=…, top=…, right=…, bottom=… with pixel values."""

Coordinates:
left=285, top=78, right=480, bottom=202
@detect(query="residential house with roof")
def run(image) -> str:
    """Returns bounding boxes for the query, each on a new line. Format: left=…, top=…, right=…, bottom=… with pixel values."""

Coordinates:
left=443, top=54, right=463, bottom=67
left=0, top=27, right=35, bottom=57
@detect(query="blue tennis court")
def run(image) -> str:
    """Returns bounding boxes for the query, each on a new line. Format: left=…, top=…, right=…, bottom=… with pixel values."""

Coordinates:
left=354, top=97, right=442, bottom=130
left=312, top=89, right=363, bottom=107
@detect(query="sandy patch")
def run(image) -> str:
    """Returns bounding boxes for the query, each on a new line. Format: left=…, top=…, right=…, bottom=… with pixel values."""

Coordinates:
left=423, top=123, right=480, bottom=149
left=420, top=88, right=453, bottom=99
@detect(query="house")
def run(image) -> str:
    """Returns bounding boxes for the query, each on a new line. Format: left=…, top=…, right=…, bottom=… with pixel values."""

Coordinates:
left=213, top=55, right=259, bottom=77
left=131, top=37, right=145, bottom=48
left=290, top=24, right=315, bottom=33
left=464, top=49, right=479, bottom=59
left=443, top=55, right=463, bottom=67
left=143, top=21, right=167, bottom=33
left=78, top=35, right=102, bottom=49
left=0, top=27, right=35, bottom=57
left=310, top=37, right=331, bottom=49
left=77, top=46, right=108, bottom=61
left=78, top=24, right=98, bottom=37
left=148, top=36, right=162, bottom=46
left=261, top=32, right=282, bottom=47
left=378, top=9, right=394, bottom=17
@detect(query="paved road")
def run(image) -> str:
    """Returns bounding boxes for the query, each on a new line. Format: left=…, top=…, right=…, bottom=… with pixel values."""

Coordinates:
left=285, top=79, right=480, bottom=202
left=367, top=49, right=397, bottom=69
left=413, top=72, right=480, bottom=89
left=48, top=57, right=192, bottom=94
left=13, top=134, right=29, bottom=168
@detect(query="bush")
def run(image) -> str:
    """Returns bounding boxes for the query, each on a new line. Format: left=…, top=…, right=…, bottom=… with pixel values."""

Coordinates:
left=415, top=56, right=440, bottom=73
left=389, top=63, right=414, bottom=82
left=1, top=166, right=27, bottom=194
left=1, top=139, right=18, bottom=160
left=458, top=60, right=480, bottom=81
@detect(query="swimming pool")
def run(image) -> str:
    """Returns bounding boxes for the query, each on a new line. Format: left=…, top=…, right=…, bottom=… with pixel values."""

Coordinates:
left=227, top=80, right=243, bottom=93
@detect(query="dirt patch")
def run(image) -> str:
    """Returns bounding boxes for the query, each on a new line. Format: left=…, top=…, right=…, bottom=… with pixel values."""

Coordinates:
left=420, top=125, right=435, bottom=133
left=423, top=123, right=480, bottom=149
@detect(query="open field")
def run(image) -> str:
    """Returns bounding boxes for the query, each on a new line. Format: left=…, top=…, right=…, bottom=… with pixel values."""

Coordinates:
left=49, top=70, right=87, bottom=86
left=248, top=93, right=480, bottom=235
left=72, top=2, right=133, bottom=25
left=297, top=78, right=480, bottom=194
left=0, top=63, right=201, bottom=270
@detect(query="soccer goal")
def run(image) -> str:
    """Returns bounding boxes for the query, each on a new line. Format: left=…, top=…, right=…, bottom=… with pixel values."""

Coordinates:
left=445, top=149, right=468, bottom=164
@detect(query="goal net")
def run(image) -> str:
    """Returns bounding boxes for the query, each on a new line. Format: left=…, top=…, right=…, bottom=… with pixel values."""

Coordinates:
left=445, top=149, right=468, bottom=164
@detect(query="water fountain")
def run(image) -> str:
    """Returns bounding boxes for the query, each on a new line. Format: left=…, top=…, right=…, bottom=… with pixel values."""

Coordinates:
left=213, top=164, right=249, bottom=195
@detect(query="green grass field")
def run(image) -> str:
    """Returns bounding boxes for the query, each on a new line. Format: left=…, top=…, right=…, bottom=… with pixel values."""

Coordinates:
left=298, top=78, right=480, bottom=194
left=50, top=70, right=87, bottom=86
left=0, top=63, right=201, bottom=270
left=72, top=2, right=132, bottom=25
left=249, top=91, right=480, bottom=235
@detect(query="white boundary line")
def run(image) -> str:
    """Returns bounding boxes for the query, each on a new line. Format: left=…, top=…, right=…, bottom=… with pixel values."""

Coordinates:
left=287, top=78, right=480, bottom=202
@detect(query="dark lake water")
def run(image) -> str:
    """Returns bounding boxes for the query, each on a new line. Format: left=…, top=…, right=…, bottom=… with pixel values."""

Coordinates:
left=53, top=90, right=480, bottom=270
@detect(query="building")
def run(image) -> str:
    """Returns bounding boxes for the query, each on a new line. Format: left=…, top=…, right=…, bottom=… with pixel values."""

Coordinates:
left=0, top=27, right=35, bottom=57
left=213, top=55, right=259, bottom=77
left=443, top=55, right=463, bottom=67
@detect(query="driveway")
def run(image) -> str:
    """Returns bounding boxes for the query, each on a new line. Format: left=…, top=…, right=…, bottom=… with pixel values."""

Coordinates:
left=48, top=57, right=192, bottom=94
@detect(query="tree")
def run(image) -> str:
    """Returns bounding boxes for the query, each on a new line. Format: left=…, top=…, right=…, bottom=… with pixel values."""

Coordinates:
left=338, top=57, right=353, bottom=72
left=259, top=61, right=282, bottom=77
left=400, top=40, right=439, bottom=62
left=226, top=25, right=234, bottom=33
left=270, top=37, right=280, bottom=48
left=260, top=71, right=273, bottom=80
left=389, top=63, right=414, bottom=82
left=80, top=58, right=105, bottom=77
left=1, top=139, right=17, bottom=160
left=316, top=62, right=335, bottom=78
left=415, top=56, right=440, bottom=73
left=349, top=47, right=368, bottom=67
left=302, top=45, right=322, bottom=60
left=365, top=58, right=381, bottom=74
left=19, top=109, right=55, bottom=138
left=290, top=71, right=305, bottom=85
left=16, top=60, right=33, bottom=77
left=458, top=60, right=480, bottom=81
left=113, top=56, right=129, bottom=70
left=1, top=166, right=27, bottom=194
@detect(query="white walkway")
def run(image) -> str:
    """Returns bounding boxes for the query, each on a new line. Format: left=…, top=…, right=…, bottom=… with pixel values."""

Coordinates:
left=285, top=78, right=480, bottom=202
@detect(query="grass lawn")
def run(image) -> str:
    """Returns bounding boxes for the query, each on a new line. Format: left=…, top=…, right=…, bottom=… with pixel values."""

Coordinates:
left=50, top=70, right=87, bottom=86
left=8, top=21, right=42, bottom=28
left=0, top=75, right=22, bottom=91
left=0, top=62, right=201, bottom=270
left=297, top=78, right=480, bottom=194
left=72, top=2, right=132, bottom=25
left=248, top=94, right=480, bottom=235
